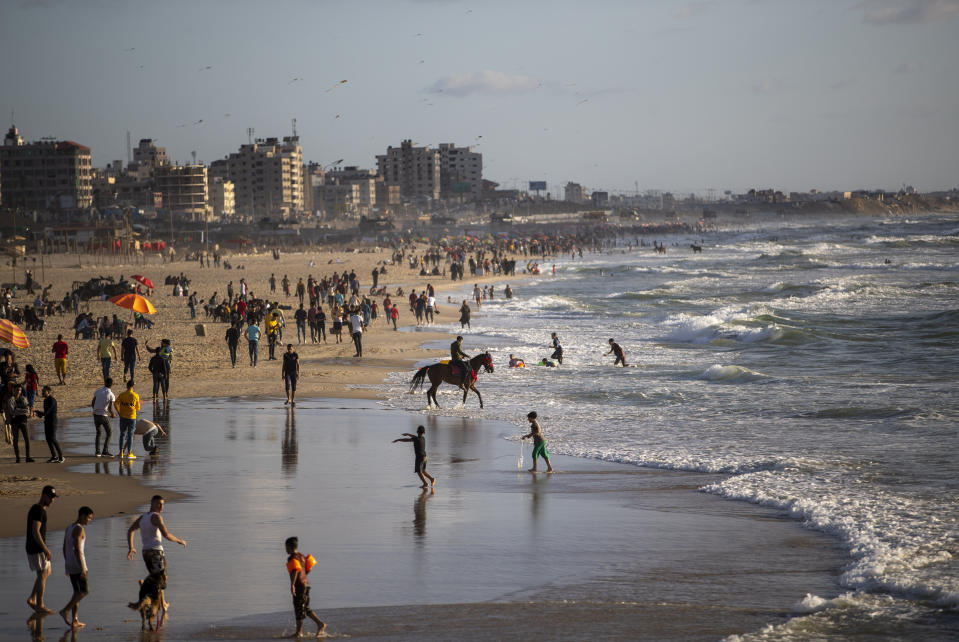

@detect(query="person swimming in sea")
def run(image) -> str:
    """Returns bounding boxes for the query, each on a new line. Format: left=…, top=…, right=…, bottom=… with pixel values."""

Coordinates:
left=508, top=354, right=526, bottom=368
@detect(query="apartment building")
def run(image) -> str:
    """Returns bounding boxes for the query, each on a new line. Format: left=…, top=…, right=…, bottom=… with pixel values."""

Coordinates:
left=565, top=182, right=587, bottom=204
left=376, top=139, right=440, bottom=201
left=0, top=124, right=93, bottom=210
left=213, top=136, right=305, bottom=220
left=437, top=143, right=482, bottom=199
left=327, top=165, right=376, bottom=215
left=210, top=176, right=235, bottom=220
left=155, top=164, right=209, bottom=221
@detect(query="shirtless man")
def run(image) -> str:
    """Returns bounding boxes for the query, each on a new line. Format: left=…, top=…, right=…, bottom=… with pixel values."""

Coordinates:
left=126, top=495, right=187, bottom=615
left=60, top=506, right=94, bottom=629
left=605, top=338, right=628, bottom=367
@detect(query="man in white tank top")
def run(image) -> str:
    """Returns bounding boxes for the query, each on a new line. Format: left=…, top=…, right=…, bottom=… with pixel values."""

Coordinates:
left=60, top=506, right=93, bottom=629
left=126, top=495, right=187, bottom=614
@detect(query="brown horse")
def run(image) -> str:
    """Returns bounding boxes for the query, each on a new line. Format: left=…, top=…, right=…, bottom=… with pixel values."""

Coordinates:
left=409, top=352, right=494, bottom=408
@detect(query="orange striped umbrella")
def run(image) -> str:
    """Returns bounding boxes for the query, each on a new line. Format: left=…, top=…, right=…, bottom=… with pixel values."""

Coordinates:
left=0, top=318, right=29, bottom=348
left=109, top=293, right=157, bottom=315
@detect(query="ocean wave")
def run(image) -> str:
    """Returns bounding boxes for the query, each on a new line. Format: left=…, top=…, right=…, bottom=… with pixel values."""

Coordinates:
left=698, top=364, right=768, bottom=383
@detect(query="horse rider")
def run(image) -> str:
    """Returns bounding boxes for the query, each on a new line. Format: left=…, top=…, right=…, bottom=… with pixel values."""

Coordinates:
left=450, top=336, right=472, bottom=388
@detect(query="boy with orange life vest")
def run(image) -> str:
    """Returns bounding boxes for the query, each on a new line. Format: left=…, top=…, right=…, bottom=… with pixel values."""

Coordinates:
left=285, top=536, right=325, bottom=638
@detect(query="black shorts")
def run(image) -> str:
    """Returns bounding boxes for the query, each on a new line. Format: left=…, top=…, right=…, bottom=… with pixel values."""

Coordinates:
left=69, top=573, right=89, bottom=594
left=415, top=456, right=427, bottom=474
left=284, top=375, right=298, bottom=392
left=293, top=585, right=312, bottom=620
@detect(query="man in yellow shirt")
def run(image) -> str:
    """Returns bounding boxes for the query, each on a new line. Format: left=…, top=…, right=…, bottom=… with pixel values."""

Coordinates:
left=97, top=335, right=118, bottom=385
left=114, top=380, right=141, bottom=459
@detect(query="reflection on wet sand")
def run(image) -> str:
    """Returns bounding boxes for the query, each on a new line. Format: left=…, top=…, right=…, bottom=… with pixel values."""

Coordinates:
left=413, top=488, right=434, bottom=539
left=282, top=408, right=298, bottom=476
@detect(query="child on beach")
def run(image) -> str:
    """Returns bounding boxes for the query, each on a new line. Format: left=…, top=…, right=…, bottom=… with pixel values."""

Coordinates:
left=521, top=411, right=554, bottom=473
left=393, top=425, right=436, bottom=488
left=284, top=537, right=325, bottom=638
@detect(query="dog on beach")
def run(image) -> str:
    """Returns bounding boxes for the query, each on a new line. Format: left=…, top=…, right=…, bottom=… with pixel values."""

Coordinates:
left=128, top=573, right=166, bottom=631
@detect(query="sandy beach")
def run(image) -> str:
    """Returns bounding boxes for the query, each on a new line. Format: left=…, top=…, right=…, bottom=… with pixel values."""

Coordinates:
left=0, top=245, right=524, bottom=533
left=0, top=398, right=845, bottom=641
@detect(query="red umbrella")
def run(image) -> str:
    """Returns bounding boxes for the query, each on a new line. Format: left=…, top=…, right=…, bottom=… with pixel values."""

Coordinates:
left=131, top=274, right=155, bottom=289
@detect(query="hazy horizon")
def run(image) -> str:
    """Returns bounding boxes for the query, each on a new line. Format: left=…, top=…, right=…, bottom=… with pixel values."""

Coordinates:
left=1, top=0, right=957, bottom=197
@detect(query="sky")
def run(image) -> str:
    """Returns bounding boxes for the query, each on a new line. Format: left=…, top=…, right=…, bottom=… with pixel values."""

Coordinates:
left=1, top=0, right=957, bottom=196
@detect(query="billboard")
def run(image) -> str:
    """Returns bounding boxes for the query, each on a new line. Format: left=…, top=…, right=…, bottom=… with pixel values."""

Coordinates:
left=528, top=181, right=547, bottom=191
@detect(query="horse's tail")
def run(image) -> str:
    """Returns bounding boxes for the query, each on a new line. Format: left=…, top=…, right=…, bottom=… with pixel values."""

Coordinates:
left=409, top=366, right=429, bottom=393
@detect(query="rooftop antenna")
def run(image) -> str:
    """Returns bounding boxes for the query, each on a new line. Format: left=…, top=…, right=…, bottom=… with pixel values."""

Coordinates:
left=127, top=130, right=132, bottom=164
left=191, top=150, right=197, bottom=165
left=247, top=127, right=255, bottom=144
left=291, top=117, right=297, bottom=137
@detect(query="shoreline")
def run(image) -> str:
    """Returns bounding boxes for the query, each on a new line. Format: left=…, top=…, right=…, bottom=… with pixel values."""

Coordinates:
left=0, top=397, right=846, bottom=641
left=0, top=245, right=526, bottom=533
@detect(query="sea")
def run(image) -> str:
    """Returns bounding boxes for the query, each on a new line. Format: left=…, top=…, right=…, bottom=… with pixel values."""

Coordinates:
left=384, top=211, right=959, bottom=639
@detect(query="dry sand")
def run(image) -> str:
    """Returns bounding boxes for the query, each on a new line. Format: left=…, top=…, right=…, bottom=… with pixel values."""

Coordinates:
left=0, top=245, right=526, bottom=534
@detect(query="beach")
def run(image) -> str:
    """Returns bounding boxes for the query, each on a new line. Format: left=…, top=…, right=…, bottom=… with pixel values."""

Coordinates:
left=0, top=244, right=513, bottom=533
left=0, top=398, right=845, bottom=641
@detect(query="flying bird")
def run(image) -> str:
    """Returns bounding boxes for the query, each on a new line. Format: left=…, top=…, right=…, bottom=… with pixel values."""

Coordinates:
left=193, top=119, right=204, bottom=125
left=325, top=79, right=348, bottom=92
left=123, top=47, right=136, bottom=52
left=289, top=77, right=303, bottom=84
left=199, top=65, right=212, bottom=71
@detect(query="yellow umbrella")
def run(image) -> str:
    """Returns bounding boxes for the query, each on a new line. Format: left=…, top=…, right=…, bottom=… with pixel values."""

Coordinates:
left=0, top=318, right=30, bottom=348
left=109, top=293, right=157, bottom=315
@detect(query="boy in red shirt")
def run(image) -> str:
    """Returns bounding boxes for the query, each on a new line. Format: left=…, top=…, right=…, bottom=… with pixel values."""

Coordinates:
left=285, top=537, right=325, bottom=638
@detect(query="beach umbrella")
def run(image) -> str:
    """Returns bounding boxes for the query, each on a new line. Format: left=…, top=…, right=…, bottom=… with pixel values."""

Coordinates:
left=109, top=293, right=157, bottom=315
left=0, top=319, right=29, bottom=349
left=131, top=274, right=155, bottom=289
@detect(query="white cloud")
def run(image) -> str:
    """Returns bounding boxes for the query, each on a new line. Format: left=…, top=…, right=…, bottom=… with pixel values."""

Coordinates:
left=856, top=0, right=959, bottom=24
left=428, top=70, right=538, bottom=97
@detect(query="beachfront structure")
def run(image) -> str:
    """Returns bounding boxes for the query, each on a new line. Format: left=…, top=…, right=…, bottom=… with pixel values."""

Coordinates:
left=0, top=124, right=93, bottom=210
left=314, top=182, right=360, bottom=219
left=376, top=139, right=441, bottom=202
left=437, top=143, right=482, bottom=200
left=156, top=164, right=209, bottom=221
left=565, top=182, right=587, bottom=204
left=210, top=176, right=235, bottom=220
left=211, top=136, right=305, bottom=220
left=327, top=166, right=377, bottom=215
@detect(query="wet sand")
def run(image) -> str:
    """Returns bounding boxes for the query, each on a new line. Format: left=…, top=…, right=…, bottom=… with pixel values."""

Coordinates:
left=0, top=398, right=844, bottom=640
left=0, top=245, right=521, bottom=528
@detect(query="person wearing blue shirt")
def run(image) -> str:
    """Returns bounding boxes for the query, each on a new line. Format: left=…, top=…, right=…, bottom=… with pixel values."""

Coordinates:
left=246, top=324, right=261, bottom=367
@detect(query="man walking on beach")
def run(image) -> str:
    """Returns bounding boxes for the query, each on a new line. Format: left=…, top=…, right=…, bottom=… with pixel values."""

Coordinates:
left=92, top=378, right=116, bottom=457
left=60, top=506, right=93, bottom=630
left=225, top=323, right=240, bottom=368
left=282, top=344, right=300, bottom=407
left=97, top=333, right=118, bottom=384
left=294, top=304, right=308, bottom=344
left=349, top=309, right=363, bottom=358
left=51, top=335, right=69, bottom=385
left=26, top=485, right=57, bottom=615
left=127, top=495, right=188, bottom=615
left=246, top=322, right=261, bottom=367
left=605, top=338, right=628, bottom=367
left=121, top=329, right=140, bottom=381
left=114, top=380, right=140, bottom=459
left=393, top=425, right=436, bottom=488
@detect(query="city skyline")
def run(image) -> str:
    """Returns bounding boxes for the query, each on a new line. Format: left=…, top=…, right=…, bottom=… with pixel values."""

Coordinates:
left=1, top=0, right=957, bottom=195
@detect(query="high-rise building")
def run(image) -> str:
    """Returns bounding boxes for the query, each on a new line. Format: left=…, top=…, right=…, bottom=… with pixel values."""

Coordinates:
left=326, top=166, right=376, bottom=216
left=565, top=182, right=587, bottom=204
left=213, top=136, right=304, bottom=220
left=437, top=143, right=482, bottom=199
left=0, top=124, right=93, bottom=210
left=210, top=177, right=235, bottom=220
left=376, top=140, right=440, bottom=202
left=155, top=164, right=209, bottom=221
